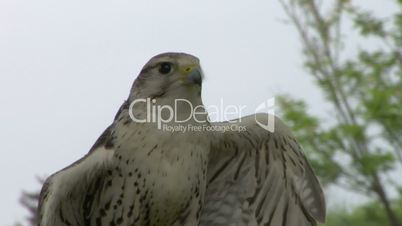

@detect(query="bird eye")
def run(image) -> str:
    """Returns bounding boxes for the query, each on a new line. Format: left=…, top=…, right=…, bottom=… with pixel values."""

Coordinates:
left=158, top=62, right=172, bottom=74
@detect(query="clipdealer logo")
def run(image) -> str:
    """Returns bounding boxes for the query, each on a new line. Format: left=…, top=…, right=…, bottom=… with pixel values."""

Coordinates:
left=128, top=98, right=275, bottom=132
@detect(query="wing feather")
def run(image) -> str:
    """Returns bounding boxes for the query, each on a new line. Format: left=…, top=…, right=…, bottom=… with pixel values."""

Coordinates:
left=201, top=113, right=325, bottom=226
left=38, top=126, right=116, bottom=226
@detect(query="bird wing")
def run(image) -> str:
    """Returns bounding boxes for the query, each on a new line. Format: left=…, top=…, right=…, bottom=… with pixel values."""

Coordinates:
left=200, top=113, right=326, bottom=226
left=38, top=126, right=116, bottom=226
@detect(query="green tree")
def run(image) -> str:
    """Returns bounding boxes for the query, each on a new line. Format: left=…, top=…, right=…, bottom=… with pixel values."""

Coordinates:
left=278, top=0, right=402, bottom=225
left=323, top=195, right=402, bottom=226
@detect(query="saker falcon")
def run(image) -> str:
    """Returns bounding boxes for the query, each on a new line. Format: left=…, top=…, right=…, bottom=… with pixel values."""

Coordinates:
left=38, top=52, right=326, bottom=226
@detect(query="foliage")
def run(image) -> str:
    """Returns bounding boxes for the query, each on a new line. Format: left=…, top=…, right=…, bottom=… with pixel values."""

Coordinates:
left=325, top=197, right=402, bottom=226
left=17, top=179, right=41, bottom=226
left=278, top=0, right=402, bottom=225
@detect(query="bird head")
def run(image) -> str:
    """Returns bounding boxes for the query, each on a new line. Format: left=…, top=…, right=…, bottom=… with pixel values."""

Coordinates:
left=128, top=52, right=207, bottom=124
left=130, top=52, right=203, bottom=102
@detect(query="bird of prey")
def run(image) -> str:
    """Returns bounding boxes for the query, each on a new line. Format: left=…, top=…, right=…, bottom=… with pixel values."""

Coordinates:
left=38, top=52, right=326, bottom=226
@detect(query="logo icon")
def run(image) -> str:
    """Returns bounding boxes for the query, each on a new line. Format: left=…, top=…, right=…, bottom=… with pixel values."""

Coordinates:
left=255, top=98, right=275, bottom=132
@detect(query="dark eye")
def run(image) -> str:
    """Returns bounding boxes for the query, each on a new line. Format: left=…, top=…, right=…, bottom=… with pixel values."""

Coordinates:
left=158, top=62, right=172, bottom=74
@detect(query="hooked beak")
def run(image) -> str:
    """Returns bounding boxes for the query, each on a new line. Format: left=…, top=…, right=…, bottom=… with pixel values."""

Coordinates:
left=188, top=68, right=202, bottom=86
left=181, top=65, right=202, bottom=86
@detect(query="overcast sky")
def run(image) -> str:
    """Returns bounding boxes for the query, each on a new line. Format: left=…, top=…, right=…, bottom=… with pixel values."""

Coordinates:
left=0, top=0, right=397, bottom=225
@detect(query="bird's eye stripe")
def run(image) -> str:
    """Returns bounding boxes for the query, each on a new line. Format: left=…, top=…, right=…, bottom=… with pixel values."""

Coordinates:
left=140, top=65, right=154, bottom=74
left=140, top=63, right=164, bottom=74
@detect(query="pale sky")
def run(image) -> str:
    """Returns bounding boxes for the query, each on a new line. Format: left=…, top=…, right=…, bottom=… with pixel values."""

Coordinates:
left=0, top=0, right=397, bottom=225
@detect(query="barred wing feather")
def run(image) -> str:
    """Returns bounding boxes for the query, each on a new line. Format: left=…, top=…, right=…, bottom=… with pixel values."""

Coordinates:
left=201, top=114, right=326, bottom=226
left=38, top=127, right=115, bottom=226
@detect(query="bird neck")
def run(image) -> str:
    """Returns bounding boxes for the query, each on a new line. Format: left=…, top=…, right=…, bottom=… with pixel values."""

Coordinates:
left=127, top=96, right=209, bottom=129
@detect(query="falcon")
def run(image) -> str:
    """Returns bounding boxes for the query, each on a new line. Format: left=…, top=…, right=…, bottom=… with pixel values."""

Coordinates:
left=38, top=52, right=326, bottom=226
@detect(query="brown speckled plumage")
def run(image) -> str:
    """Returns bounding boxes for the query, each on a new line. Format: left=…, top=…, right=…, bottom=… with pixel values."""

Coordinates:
left=38, top=53, right=325, bottom=226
